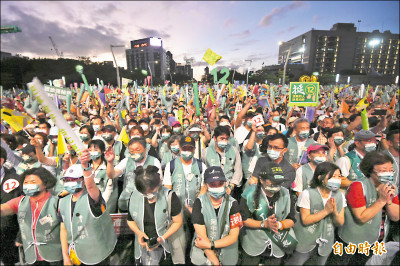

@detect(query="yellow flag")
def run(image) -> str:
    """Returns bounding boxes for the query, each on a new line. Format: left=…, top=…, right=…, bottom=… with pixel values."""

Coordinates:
left=118, top=126, right=130, bottom=146
left=202, top=48, right=222, bottom=66
left=56, top=130, right=68, bottom=167
left=121, top=109, right=127, bottom=119
left=1, top=108, right=33, bottom=132
left=355, top=97, right=369, bottom=111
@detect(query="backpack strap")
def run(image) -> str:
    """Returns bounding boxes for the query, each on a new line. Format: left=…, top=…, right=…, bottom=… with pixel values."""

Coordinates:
left=169, top=157, right=176, bottom=176
left=196, top=158, right=203, bottom=173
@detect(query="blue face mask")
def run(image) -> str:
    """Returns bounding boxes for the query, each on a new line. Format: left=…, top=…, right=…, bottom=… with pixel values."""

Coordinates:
left=170, top=145, right=180, bottom=154
left=298, top=131, right=310, bottom=139
left=130, top=153, right=145, bottom=162
left=256, top=132, right=266, bottom=139
left=161, top=133, right=170, bottom=140
left=23, top=184, right=41, bottom=197
left=217, top=141, right=228, bottom=150
left=246, top=121, right=253, bottom=128
left=341, top=124, right=349, bottom=129
left=90, top=151, right=101, bottom=160
left=64, top=181, right=83, bottom=194
left=364, top=143, right=376, bottom=152
left=326, top=178, right=341, bottom=191
left=102, top=134, right=113, bottom=142
left=313, top=157, right=327, bottom=164
left=181, top=151, right=193, bottom=160
left=267, top=149, right=281, bottom=160
left=273, top=116, right=280, bottom=122
left=207, top=186, right=226, bottom=199
left=377, top=172, right=394, bottom=184
left=334, top=137, right=344, bottom=145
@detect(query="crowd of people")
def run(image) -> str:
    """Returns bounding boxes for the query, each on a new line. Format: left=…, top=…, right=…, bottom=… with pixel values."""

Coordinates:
left=0, top=81, right=399, bottom=265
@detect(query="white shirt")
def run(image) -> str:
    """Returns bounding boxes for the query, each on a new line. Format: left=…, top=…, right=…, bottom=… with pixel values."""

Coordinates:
left=296, top=139, right=307, bottom=160
left=297, top=188, right=347, bottom=209
left=335, top=149, right=364, bottom=177
left=163, top=158, right=206, bottom=186
left=115, top=156, right=163, bottom=180
left=293, top=164, right=315, bottom=193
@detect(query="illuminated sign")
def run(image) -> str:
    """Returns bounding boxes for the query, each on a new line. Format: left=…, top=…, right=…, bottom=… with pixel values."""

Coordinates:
left=141, top=43, right=147, bottom=47
left=133, top=42, right=148, bottom=48
left=134, top=44, right=140, bottom=48
left=150, top=37, right=162, bottom=47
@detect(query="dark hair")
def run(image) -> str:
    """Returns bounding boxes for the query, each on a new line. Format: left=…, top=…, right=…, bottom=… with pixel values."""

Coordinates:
left=327, top=127, right=344, bottom=139
left=310, top=162, right=340, bottom=188
left=1, top=133, right=18, bottom=150
left=219, top=115, right=230, bottom=122
left=360, top=151, right=393, bottom=178
left=21, top=167, right=57, bottom=190
left=182, top=118, right=190, bottom=124
left=138, top=118, right=150, bottom=125
left=34, top=132, right=47, bottom=143
left=135, top=165, right=161, bottom=194
left=259, top=133, right=289, bottom=153
left=128, top=137, right=146, bottom=148
left=338, top=117, right=349, bottom=124
left=349, top=114, right=361, bottom=123
left=80, top=125, right=95, bottom=139
left=129, top=126, right=144, bottom=137
left=0, top=147, right=7, bottom=162
left=263, top=125, right=278, bottom=135
left=161, top=125, right=172, bottom=134
left=387, top=129, right=400, bottom=143
left=38, top=122, right=51, bottom=129
left=167, top=135, right=181, bottom=149
left=15, top=135, right=29, bottom=147
left=91, top=116, right=103, bottom=124
left=127, top=119, right=138, bottom=125
left=387, top=121, right=400, bottom=132
left=88, top=139, right=106, bottom=163
left=213, top=126, right=230, bottom=138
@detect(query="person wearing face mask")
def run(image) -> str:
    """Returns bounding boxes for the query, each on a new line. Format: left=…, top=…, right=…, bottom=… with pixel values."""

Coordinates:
left=250, top=134, right=296, bottom=190
left=268, top=109, right=287, bottom=132
left=139, top=118, right=154, bottom=144
left=383, top=129, right=400, bottom=190
left=128, top=126, right=159, bottom=160
left=240, top=162, right=296, bottom=265
left=58, top=162, right=117, bottom=265
left=182, top=119, right=190, bottom=132
left=152, top=125, right=172, bottom=160
left=287, top=163, right=346, bottom=265
left=293, top=144, right=330, bottom=196
left=106, top=137, right=162, bottom=211
left=91, top=116, right=104, bottom=137
left=78, top=125, right=95, bottom=148
left=33, top=132, right=48, bottom=151
left=1, top=167, right=62, bottom=264
left=65, top=114, right=80, bottom=135
left=127, top=165, right=184, bottom=265
left=234, top=101, right=256, bottom=147
left=312, top=117, right=335, bottom=145
left=336, top=151, right=398, bottom=265
left=202, top=126, right=242, bottom=198
left=326, top=128, right=347, bottom=162
left=100, top=125, right=125, bottom=166
left=16, top=144, right=42, bottom=175
left=191, top=166, right=241, bottom=265
left=285, top=118, right=316, bottom=170
left=44, top=126, right=58, bottom=158
left=160, top=135, right=181, bottom=169
left=37, top=121, right=51, bottom=136
left=336, top=130, right=379, bottom=187
left=187, top=125, right=206, bottom=160
left=0, top=147, right=23, bottom=265
left=171, top=121, right=182, bottom=135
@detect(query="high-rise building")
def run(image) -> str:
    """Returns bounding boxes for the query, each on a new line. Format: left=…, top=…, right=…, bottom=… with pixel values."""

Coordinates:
left=165, top=51, right=176, bottom=75
left=278, top=23, right=399, bottom=76
left=126, top=37, right=167, bottom=80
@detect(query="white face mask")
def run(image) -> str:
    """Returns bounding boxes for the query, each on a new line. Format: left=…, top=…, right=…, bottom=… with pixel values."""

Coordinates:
left=141, top=124, right=149, bottom=131
left=93, top=125, right=101, bottom=132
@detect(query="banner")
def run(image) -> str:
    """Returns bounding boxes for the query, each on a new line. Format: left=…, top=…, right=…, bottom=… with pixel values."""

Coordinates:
left=288, top=82, right=320, bottom=107
left=28, top=78, right=85, bottom=155
left=44, top=85, right=72, bottom=100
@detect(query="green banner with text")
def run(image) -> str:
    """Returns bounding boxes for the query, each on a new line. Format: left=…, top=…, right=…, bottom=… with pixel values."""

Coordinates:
left=288, top=82, right=320, bottom=107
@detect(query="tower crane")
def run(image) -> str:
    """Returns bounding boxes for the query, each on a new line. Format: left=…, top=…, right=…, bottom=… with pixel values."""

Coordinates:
left=49, top=36, right=63, bottom=58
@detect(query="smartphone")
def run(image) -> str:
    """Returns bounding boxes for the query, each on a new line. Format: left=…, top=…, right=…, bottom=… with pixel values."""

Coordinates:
left=371, top=109, right=386, bottom=116
left=144, top=237, right=159, bottom=249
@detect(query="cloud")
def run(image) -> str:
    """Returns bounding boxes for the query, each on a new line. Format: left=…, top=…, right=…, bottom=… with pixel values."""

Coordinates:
left=223, top=18, right=235, bottom=28
left=229, top=30, right=251, bottom=38
left=95, top=3, right=121, bottom=14
left=138, top=27, right=171, bottom=39
left=275, top=25, right=296, bottom=35
left=259, top=1, right=306, bottom=27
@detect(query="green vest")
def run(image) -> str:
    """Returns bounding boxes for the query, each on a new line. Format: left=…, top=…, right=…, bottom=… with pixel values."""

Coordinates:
left=128, top=187, right=172, bottom=259
left=113, top=140, right=123, bottom=165
left=242, top=141, right=261, bottom=181
left=301, top=163, right=314, bottom=191
left=190, top=194, right=238, bottom=265
left=59, top=191, right=117, bottom=264
left=285, top=137, right=315, bottom=165
left=383, top=151, right=399, bottom=242
left=170, top=157, right=202, bottom=207
left=161, top=151, right=178, bottom=169
left=293, top=188, right=343, bottom=256
left=205, top=143, right=236, bottom=181
left=338, top=178, right=382, bottom=244
left=118, top=155, right=156, bottom=211
left=344, top=150, right=364, bottom=181
left=240, top=185, right=295, bottom=258
left=18, top=195, right=62, bottom=264
left=159, top=141, right=169, bottom=160
left=94, top=169, right=118, bottom=213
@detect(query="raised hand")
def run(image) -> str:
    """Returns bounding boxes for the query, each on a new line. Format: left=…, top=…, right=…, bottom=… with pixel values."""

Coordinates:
left=104, top=146, right=115, bottom=163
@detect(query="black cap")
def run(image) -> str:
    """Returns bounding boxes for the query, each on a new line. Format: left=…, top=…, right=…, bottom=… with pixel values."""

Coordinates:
left=21, top=144, right=36, bottom=155
left=204, top=166, right=226, bottom=183
left=180, top=136, right=195, bottom=148
left=258, top=162, right=286, bottom=184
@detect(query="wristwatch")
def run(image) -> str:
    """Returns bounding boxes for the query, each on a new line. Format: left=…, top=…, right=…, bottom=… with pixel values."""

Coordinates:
left=82, top=165, right=92, bottom=171
left=210, top=241, right=215, bottom=251
left=260, top=221, right=265, bottom=228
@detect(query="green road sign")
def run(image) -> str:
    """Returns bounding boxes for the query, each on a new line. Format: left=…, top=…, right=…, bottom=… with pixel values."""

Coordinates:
left=288, top=82, right=320, bottom=107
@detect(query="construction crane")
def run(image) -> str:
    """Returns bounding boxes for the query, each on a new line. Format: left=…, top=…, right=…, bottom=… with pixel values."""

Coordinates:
left=49, top=36, right=63, bottom=58
left=184, top=56, right=195, bottom=66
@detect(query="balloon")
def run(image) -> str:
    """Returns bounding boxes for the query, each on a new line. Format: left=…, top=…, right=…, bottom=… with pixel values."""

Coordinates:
left=311, top=75, right=318, bottom=82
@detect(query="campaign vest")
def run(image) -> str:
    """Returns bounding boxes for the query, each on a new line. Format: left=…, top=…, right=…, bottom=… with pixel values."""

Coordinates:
left=344, top=150, right=364, bottom=181
left=242, top=141, right=261, bottom=181
left=285, top=137, right=315, bottom=165
left=240, top=185, right=295, bottom=258
left=190, top=194, right=238, bottom=265
left=161, top=151, right=177, bottom=169
left=159, top=141, right=169, bottom=160
left=128, top=187, right=172, bottom=259
left=205, top=143, right=236, bottom=181
left=113, top=140, right=123, bottom=165
left=170, top=157, right=202, bottom=207
left=118, top=155, right=156, bottom=211
left=18, top=195, right=62, bottom=264
left=338, top=178, right=382, bottom=244
left=301, top=163, right=314, bottom=191
left=58, top=191, right=117, bottom=264
left=94, top=169, right=118, bottom=213
left=382, top=150, right=399, bottom=192
left=293, top=188, right=343, bottom=256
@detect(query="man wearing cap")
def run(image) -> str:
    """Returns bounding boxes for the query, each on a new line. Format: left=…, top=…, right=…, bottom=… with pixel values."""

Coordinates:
left=16, top=144, right=43, bottom=175
left=191, top=166, right=241, bottom=266
left=240, top=162, right=296, bottom=265
left=100, top=125, right=125, bottom=166
left=44, top=126, right=58, bottom=157
left=202, top=126, right=242, bottom=197
left=285, top=118, right=316, bottom=169
left=336, top=129, right=379, bottom=187
left=293, top=144, right=329, bottom=196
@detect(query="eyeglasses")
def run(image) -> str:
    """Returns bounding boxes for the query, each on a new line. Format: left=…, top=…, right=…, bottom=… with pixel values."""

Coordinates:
left=267, top=145, right=285, bottom=151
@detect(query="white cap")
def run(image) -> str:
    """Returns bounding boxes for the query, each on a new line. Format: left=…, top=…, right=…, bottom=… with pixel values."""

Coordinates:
left=64, top=164, right=84, bottom=179
left=318, top=115, right=328, bottom=121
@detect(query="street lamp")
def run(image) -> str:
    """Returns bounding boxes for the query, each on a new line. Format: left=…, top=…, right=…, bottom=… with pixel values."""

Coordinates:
left=282, top=43, right=293, bottom=86
left=245, top=59, right=253, bottom=85
left=110, top=44, right=126, bottom=88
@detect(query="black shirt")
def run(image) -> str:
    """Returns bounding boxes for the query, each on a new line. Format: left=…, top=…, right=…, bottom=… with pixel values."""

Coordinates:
left=191, top=197, right=241, bottom=225
left=127, top=192, right=182, bottom=239
left=252, top=156, right=296, bottom=190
